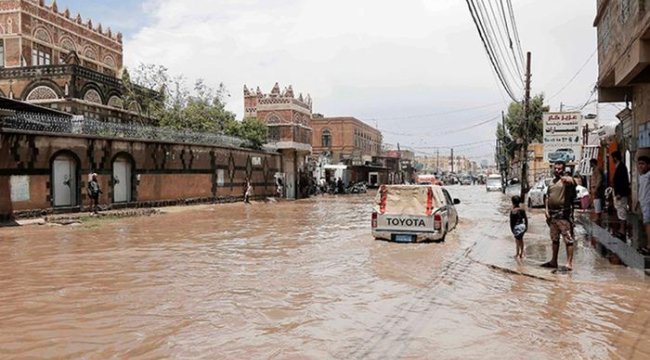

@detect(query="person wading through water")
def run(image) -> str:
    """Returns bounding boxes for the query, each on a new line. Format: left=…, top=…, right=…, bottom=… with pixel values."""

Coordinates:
left=542, top=161, right=577, bottom=271
left=87, top=173, right=102, bottom=214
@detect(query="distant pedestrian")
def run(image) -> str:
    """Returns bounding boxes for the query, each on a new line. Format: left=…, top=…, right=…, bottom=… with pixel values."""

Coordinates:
left=244, top=180, right=253, bottom=204
left=510, top=195, right=528, bottom=259
left=337, top=177, right=344, bottom=194
left=612, top=151, right=631, bottom=239
left=542, top=161, right=577, bottom=271
left=87, top=173, right=102, bottom=214
left=636, top=156, right=650, bottom=255
left=590, top=158, right=605, bottom=225
left=275, top=177, right=284, bottom=198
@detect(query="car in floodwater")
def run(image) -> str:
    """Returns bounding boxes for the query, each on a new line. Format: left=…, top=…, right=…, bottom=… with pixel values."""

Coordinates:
left=371, top=184, right=460, bottom=242
left=486, top=174, right=503, bottom=192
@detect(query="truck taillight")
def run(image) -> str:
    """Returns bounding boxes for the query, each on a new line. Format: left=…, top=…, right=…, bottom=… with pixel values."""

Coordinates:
left=434, top=213, right=442, bottom=230
left=372, top=212, right=378, bottom=228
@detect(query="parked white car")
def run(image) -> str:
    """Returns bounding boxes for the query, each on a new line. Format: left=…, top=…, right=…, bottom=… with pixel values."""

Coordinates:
left=527, top=178, right=589, bottom=208
left=372, top=184, right=460, bottom=242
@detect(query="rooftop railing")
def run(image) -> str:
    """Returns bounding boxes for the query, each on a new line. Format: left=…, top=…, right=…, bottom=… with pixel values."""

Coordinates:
left=0, top=112, right=248, bottom=148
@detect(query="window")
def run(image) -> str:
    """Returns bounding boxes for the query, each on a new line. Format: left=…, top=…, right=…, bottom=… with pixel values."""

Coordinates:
left=0, top=40, right=4, bottom=67
left=322, top=129, right=332, bottom=148
left=31, top=45, right=51, bottom=66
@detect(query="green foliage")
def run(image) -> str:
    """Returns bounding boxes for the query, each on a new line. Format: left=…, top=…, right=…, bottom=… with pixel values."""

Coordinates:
left=496, top=93, right=550, bottom=166
left=504, top=94, right=549, bottom=144
left=123, top=64, right=237, bottom=133
left=225, top=117, right=269, bottom=150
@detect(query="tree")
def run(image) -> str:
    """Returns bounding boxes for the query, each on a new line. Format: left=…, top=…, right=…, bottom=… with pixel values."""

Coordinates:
left=503, top=94, right=550, bottom=145
left=225, top=117, right=269, bottom=150
left=123, top=64, right=236, bottom=132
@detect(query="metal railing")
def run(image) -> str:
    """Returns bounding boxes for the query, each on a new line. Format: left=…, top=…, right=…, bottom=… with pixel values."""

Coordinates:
left=1, top=112, right=248, bottom=148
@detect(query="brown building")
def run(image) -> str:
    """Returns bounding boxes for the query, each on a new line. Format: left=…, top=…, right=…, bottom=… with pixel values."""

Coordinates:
left=0, top=97, right=281, bottom=221
left=594, top=0, right=650, bottom=265
left=243, top=83, right=312, bottom=199
left=0, top=0, right=149, bottom=123
left=311, top=116, right=382, bottom=165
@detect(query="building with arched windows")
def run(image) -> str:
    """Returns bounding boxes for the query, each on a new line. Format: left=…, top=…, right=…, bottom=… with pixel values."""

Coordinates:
left=0, top=0, right=152, bottom=123
left=243, top=83, right=313, bottom=199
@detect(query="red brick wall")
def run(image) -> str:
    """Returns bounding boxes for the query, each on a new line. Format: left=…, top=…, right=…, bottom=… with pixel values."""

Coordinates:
left=0, top=131, right=282, bottom=218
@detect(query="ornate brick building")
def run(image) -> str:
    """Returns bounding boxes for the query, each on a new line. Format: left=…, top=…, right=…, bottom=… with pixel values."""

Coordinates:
left=243, top=83, right=312, bottom=198
left=0, top=0, right=148, bottom=123
left=310, top=116, right=382, bottom=165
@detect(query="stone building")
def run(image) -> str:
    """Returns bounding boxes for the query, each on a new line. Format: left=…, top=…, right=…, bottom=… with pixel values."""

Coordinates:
left=243, top=83, right=312, bottom=199
left=0, top=0, right=150, bottom=123
left=311, top=116, right=382, bottom=165
left=0, top=97, right=281, bottom=222
left=594, top=0, right=650, bottom=264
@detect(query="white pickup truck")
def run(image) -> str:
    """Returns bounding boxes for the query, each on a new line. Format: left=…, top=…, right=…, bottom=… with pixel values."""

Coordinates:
left=371, top=184, right=460, bottom=242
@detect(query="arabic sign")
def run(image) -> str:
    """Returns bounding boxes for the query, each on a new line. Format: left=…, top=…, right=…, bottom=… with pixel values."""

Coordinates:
left=543, top=112, right=582, bottom=163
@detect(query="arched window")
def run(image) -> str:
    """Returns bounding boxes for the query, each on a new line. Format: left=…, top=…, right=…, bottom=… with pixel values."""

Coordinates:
left=322, top=129, right=332, bottom=148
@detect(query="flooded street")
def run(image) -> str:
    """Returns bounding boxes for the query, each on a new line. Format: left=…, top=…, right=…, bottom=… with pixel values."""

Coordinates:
left=1, top=186, right=649, bottom=359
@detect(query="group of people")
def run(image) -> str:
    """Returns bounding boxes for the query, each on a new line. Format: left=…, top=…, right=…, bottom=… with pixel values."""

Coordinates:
left=509, top=160, right=577, bottom=270
left=509, top=151, right=650, bottom=271
left=590, top=151, right=650, bottom=255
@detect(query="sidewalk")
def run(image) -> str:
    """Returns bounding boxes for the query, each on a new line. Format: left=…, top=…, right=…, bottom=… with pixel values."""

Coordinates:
left=577, top=212, right=650, bottom=272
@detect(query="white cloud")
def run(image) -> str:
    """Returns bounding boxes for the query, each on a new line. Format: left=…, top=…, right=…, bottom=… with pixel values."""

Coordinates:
left=124, top=0, right=601, bottom=161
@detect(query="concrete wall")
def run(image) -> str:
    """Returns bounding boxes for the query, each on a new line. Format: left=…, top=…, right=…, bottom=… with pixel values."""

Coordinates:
left=0, top=130, right=281, bottom=220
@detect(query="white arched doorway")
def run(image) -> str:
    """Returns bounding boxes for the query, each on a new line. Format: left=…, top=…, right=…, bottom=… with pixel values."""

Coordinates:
left=112, top=156, right=132, bottom=203
left=52, top=153, right=78, bottom=207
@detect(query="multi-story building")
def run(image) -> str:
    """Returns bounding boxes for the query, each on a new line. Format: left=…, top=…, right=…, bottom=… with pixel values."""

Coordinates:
left=594, top=0, right=650, bottom=265
left=311, top=116, right=382, bottom=165
left=415, top=154, right=478, bottom=174
left=243, top=83, right=312, bottom=199
left=0, top=0, right=150, bottom=123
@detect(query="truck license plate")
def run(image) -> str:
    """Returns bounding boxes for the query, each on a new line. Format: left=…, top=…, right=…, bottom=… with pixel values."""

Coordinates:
left=394, top=234, right=414, bottom=243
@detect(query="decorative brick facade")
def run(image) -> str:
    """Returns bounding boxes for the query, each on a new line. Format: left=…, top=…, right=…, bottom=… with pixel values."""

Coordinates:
left=311, top=116, right=382, bottom=165
left=0, top=0, right=150, bottom=123
left=242, top=83, right=314, bottom=199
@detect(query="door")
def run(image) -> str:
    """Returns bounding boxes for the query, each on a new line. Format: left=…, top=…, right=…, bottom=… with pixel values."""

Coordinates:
left=113, top=158, right=131, bottom=203
left=442, top=189, right=458, bottom=230
left=53, top=156, right=76, bottom=207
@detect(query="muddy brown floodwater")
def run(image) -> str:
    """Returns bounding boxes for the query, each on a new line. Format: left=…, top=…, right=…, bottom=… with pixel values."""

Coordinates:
left=1, top=186, right=649, bottom=359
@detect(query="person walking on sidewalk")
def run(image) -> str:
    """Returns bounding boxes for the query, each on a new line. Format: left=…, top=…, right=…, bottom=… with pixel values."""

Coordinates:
left=612, top=151, right=631, bottom=239
left=87, top=173, right=102, bottom=214
left=590, top=158, right=605, bottom=225
left=542, top=161, right=577, bottom=271
left=637, top=156, right=650, bottom=255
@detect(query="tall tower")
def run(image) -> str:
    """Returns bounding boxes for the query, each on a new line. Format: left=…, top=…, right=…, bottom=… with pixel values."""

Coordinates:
left=243, top=83, right=313, bottom=199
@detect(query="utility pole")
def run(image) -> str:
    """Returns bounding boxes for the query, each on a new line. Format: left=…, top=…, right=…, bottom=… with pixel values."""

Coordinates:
left=500, top=111, right=506, bottom=194
left=436, top=148, right=440, bottom=174
left=520, top=51, right=532, bottom=200
left=451, top=148, right=454, bottom=173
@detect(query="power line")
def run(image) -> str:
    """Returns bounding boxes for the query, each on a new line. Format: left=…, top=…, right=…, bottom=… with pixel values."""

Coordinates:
left=364, top=101, right=503, bottom=122
left=548, top=49, right=597, bottom=101
left=379, top=114, right=500, bottom=137
left=465, top=0, right=519, bottom=101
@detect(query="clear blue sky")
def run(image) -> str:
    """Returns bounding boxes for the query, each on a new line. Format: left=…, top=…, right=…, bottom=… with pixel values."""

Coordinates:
left=56, top=0, right=148, bottom=36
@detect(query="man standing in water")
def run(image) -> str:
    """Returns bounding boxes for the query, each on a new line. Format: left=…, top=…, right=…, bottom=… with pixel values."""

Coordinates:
left=87, top=173, right=102, bottom=214
left=542, top=161, right=577, bottom=271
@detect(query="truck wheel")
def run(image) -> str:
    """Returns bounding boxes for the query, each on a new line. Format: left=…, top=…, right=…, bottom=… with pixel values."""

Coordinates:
left=441, top=225, right=448, bottom=242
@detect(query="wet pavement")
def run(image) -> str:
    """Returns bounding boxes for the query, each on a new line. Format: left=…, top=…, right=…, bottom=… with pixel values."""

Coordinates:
left=0, top=186, right=649, bottom=359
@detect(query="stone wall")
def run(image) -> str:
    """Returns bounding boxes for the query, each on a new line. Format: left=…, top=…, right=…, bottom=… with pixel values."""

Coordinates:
left=0, top=131, right=282, bottom=220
